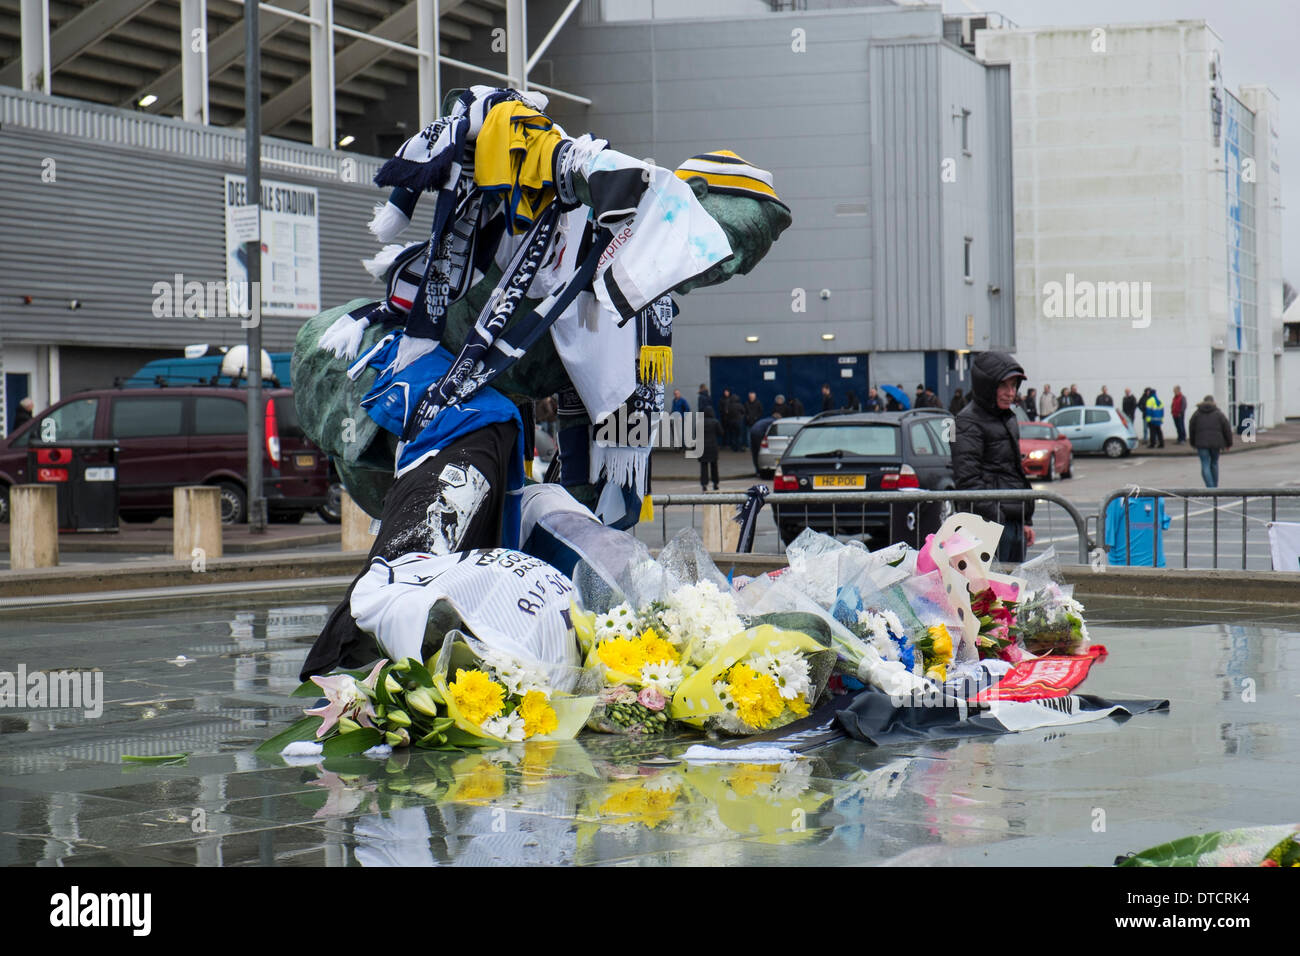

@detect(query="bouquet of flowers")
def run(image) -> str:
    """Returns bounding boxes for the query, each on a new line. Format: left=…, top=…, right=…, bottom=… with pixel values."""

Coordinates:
left=682, top=757, right=835, bottom=846
left=257, top=656, right=488, bottom=757
left=970, top=586, right=1019, bottom=659
left=1011, top=582, right=1090, bottom=656
left=430, top=631, right=598, bottom=744
left=574, top=605, right=690, bottom=735
left=669, top=624, right=837, bottom=735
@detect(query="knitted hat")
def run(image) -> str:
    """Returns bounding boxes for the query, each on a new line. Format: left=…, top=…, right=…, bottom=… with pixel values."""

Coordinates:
left=675, top=150, right=788, bottom=210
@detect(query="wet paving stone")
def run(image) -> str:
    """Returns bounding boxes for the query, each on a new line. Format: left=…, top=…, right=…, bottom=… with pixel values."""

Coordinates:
left=1, top=598, right=1296, bottom=866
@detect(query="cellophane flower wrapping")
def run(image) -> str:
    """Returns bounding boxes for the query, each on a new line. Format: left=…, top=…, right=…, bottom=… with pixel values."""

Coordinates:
left=572, top=529, right=739, bottom=735
left=430, top=630, right=598, bottom=744
left=1010, top=548, right=1090, bottom=656
left=668, top=624, right=837, bottom=735
left=738, top=567, right=929, bottom=700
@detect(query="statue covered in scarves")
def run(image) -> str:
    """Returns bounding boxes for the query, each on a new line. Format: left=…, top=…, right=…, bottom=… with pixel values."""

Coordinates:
left=295, top=87, right=791, bottom=677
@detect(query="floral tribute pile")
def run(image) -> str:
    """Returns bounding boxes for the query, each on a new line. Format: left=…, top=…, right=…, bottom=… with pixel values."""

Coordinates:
left=265, top=514, right=1107, bottom=758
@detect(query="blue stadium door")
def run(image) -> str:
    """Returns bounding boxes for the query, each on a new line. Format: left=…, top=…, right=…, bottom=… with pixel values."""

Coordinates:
left=709, top=353, right=870, bottom=417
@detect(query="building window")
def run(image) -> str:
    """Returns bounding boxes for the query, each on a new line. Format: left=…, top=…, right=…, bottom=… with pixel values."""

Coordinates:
left=1285, top=322, right=1300, bottom=349
left=961, top=109, right=972, bottom=154
left=964, top=237, right=973, bottom=282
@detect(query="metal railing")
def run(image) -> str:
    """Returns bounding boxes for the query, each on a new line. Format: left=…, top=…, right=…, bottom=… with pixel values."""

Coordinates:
left=648, top=489, right=1090, bottom=562
left=1096, top=487, right=1300, bottom=570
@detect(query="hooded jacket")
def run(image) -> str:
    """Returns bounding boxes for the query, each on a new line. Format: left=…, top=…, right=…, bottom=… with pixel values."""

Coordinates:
left=1188, top=401, right=1233, bottom=451
left=953, top=351, right=1034, bottom=525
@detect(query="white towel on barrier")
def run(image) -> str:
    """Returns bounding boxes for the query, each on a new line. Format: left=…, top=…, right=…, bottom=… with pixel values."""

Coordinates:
left=1267, top=521, right=1300, bottom=572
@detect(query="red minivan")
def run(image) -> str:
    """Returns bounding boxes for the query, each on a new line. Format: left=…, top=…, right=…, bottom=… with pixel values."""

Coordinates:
left=0, top=387, right=330, bottom=524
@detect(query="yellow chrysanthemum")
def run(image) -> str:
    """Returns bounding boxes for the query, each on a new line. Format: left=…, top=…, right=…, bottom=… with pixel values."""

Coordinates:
left=597, top=637, right=645, bottom=676
left=788, top=694, right=810, bottom=717
left=451, top=758, right=506, bottom=803
left=448, top=668, right=505, bottom=726
left=729, top=762, right=779, bottom=798
left=520, top=689, right=559, bottom=738
left=928, top=624, right=953, bottom=663
left=635, top=629, right=679, bottom=664
left=925, top=663, right=948, bottom=683
left=598, top=784, right=680, bottom=828
left=727, top=663, right=786, bottom=729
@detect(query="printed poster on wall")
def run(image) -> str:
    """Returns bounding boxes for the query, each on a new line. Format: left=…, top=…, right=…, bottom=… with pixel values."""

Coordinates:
left=224, top=175, right=321, bottom=318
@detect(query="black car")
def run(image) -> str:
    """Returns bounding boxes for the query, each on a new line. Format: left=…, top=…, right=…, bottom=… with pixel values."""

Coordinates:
left=770, top=410, right=956, bottom=546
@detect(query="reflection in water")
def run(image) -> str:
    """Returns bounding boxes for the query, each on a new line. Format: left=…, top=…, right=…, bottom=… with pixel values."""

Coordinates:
left=2, top=604, right=1298, bottom=867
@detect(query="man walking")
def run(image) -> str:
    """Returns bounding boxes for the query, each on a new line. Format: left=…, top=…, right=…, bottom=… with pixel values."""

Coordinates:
left=1144, top=388, right=1165, bottom=448
left=1188, top=395, right=1233, bottom=487
left=952, top=351, right=1036, bottom=563
left=1171, top=385, right=1187, bottom=444
left=1039, top=385, right=1058, bottom=418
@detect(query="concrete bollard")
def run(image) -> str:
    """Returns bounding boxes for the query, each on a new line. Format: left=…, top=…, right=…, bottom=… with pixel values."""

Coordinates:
left=174, top=486, right=223, bottom=562
left=700, top=501, right=741, bottom=553
left=10, top=484, right=59, bottom=569
left=341, top=491, right=377, bottom=552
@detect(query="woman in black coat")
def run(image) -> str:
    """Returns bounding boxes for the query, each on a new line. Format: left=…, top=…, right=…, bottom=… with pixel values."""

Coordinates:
left=952, top=351, right=1036, bottom=562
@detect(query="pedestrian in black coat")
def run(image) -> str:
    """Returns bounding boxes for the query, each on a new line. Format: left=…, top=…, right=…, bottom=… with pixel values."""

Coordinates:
left=699, top=405, right=722, bottom=490
left=952, top=351, right=1036, bottom=563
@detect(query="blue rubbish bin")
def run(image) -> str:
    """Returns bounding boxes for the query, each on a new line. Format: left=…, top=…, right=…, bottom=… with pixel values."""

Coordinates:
left=1105, top=496, right=1170, bottom=567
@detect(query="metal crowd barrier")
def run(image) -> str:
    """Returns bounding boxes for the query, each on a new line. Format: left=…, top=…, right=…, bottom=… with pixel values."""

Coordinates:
left=1096, top=487, right=1300, bottom=570
left=647, top=489, right=1090, bottom=562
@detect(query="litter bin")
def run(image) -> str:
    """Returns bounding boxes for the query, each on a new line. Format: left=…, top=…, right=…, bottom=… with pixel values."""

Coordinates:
left=27, top=441, right=120, bottom=532
left=1104, top=496, right=1170, bottom=567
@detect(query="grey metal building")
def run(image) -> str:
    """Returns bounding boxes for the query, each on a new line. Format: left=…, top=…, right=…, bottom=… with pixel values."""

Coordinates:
left=544, top=2, right=1014, bottom=412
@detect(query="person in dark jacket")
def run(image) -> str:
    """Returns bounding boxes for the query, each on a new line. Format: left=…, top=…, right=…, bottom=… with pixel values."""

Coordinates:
left=821, top=383, right=835, bottom=413
left=845, top=390, right=861, bottom=412
left=1121, top=388, right=1138, bottom=421
left=864, top=388, right=881, bottom=412
left=1095, top=386, right=1114, bottom=407
left=952, top=351, right=1036, bottom=563
left=721, top=389, right=745, bottom=451
left=1188, top=395, right=1233, bottom=488
left=1021, top=388, right=1038, bottom=421
left=771, top=394, right=789, bottom=419
left=948, top=388, right=965, bottom=415
left=744, top=391, right=763, bottom=428
left=697, top=384, right=711, bottom=413
left=749, top=412, right=780, bottom=476
left=11, top=397, right=34, bottom=431
left=699, top=405, right=723, bottom=491
left=789, top=395, right=805, bottom=416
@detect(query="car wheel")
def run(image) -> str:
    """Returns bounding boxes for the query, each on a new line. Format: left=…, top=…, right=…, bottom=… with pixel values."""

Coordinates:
left=215, top=482, right=247, bottom=524
left=1046, top=457, right=1056, bottom=481
left=317, top=482, right=343, bottom=524
left=1103, top=437, right=1125, bottom=459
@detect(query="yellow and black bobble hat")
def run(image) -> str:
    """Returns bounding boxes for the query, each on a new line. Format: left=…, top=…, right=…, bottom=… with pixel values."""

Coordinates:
left=674, top=150, right=789, bottom=212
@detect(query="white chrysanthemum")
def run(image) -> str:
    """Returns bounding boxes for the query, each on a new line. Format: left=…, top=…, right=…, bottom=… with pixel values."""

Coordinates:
left=756, top=650, right=811, bottom=701
left=662, top=581, right=744, bottom=662
left=482, top=712, right=526, bottom=742
left=639, top=659, right=684, bottom=694
left=713, top=680, right=737, bottom=716
left=595, top=602, right=641, bottom=643
left=480, top=649, right=549, bottom=697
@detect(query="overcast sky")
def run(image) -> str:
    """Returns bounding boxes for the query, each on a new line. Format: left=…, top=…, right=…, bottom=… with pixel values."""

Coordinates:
left=940, top=0, right=1298, bottom=287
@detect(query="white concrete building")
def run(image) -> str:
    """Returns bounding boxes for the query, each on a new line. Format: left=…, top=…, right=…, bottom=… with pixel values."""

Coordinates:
left=979, top=20, right=1285, bottom=429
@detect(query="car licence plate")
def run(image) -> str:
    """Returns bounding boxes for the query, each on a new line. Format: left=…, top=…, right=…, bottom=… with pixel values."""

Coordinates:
left=294, top=454, right=316, bottom=468
left=813, top=474, right=865, bottom=489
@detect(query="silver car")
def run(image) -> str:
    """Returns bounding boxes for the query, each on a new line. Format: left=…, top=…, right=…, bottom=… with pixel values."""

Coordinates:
left=1045, top=405, right=1138, bottom=457
left=756, top=416, right=811, bottom=476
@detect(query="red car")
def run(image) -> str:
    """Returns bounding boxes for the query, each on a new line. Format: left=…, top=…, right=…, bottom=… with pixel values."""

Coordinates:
left=1019, top=421, right=1073, bottom=480
left=0, top=387, right=330, bottom=524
